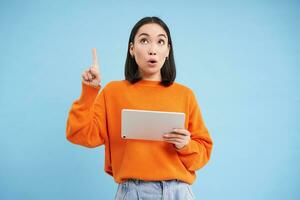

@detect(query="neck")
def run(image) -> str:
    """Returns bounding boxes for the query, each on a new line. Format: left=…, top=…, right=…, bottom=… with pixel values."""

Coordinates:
left=140, top=73, right=162, bottom=81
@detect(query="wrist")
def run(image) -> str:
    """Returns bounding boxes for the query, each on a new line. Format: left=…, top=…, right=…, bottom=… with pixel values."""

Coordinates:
left=82, top=81, right=101, bottom=88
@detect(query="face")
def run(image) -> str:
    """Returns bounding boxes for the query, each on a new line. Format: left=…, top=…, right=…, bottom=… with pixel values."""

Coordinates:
left=129, top=23, right=170, bottom=81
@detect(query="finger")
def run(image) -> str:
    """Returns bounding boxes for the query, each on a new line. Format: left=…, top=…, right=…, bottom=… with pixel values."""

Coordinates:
left=87, top=72, right=93, bottom=80
left=91, top=79, right=99, bottom=86
left=89, top=67, right=98, bottom=76
left=83, top=70, right=90, bottom=80
left=92, top=48, right=99, bottom=68
left=163, top=139, right=186, bottom=147
left=163, top=138, right=185, bottom=143
left=164, top=132, right=189, bottom=138
left=168, top=132, right=188, bottom=137
left=172, top=129, right=191, bottom=136
left=163, top=134, right=185, bottom=141
left=82, top=71, right=89, bottom=81
left=81, top=72, right=85, bottom=79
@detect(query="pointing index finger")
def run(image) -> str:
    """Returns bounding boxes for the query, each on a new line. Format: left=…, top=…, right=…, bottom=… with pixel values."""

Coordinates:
left=92, top=48, right=99, bottom=68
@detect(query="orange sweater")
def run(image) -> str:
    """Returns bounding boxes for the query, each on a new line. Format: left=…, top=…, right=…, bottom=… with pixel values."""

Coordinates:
left=66, top=80, right=213, bottom=184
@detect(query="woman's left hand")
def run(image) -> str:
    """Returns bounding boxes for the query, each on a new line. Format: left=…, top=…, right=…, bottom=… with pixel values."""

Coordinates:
left=163, top=129, right=191, bottom=149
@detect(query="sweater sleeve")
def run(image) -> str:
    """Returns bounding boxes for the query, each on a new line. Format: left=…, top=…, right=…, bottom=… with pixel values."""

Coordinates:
left=66, top=82, right=107, bottom=148
left=176, top=90, right=213, bottom=171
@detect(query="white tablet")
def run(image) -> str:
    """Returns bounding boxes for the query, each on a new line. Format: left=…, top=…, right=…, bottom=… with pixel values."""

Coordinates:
left=121, top=109, right=185, bottom=141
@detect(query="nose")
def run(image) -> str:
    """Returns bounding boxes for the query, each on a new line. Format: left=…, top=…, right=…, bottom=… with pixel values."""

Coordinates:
left=149, top=52, right=156, bottom=56
left=148, top=51, right=156, bottom=55
left=148, top=45, right=157, bottom=56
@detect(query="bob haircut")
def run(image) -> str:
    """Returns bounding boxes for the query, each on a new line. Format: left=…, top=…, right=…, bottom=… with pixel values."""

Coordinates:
left=124, top=16, right=176, bottom=87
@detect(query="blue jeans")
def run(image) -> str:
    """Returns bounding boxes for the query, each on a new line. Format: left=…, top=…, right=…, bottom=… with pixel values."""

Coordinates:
left=114, top=179, right=196, bottom=200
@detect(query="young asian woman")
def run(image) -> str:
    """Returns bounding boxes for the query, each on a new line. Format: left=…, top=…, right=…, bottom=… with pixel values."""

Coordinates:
left=66, top=16, right=213, bottom=200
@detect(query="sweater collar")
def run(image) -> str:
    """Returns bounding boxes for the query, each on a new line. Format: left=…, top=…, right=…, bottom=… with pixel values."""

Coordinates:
left=135, top=79, right=162, bottom=86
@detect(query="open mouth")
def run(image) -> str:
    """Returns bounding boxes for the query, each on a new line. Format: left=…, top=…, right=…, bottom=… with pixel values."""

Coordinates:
left=148, top=59, right=158, bottom=64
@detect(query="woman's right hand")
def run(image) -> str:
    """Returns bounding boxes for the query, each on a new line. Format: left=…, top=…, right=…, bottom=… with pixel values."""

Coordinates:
left=81, top=48, right=101, bottom=87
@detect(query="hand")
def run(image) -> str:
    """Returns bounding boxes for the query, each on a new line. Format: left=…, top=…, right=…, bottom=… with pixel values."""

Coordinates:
left=163, top=129, right=191, bottom=149
left=81, top=48, right=101, bottom=87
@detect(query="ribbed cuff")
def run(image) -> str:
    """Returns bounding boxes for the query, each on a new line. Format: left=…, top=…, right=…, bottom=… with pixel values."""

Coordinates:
left=78, top=82, right=101, bottom=104
left=176, top=140, right=194, bottom=155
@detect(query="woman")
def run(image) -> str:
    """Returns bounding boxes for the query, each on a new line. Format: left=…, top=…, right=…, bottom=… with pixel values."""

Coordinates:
left=66, top=16, right=213, bottom=200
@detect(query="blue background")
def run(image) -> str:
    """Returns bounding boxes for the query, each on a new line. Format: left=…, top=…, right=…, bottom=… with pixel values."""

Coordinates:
left=0, top=0, right=299, bottom=199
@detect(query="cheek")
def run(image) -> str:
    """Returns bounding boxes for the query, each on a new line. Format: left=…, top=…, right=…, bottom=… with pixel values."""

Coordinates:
left=158, top=47, right=169, bottom=57
left=134, top=47, right=146, bottom=59
left=135, top=50, right=145, bottom=58
left=135, top=49, right=149, bottom=65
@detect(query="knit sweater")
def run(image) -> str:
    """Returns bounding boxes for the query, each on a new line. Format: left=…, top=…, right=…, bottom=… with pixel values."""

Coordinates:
left=66, top=79, right=213, bottom=184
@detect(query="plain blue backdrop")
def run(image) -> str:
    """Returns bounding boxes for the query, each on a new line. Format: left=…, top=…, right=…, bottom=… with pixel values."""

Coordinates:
left=0, top=0, right=299, bottom=199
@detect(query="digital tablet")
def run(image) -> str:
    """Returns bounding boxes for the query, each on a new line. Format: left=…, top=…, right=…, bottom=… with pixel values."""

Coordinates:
left=121, top=109, right=185, bottom=141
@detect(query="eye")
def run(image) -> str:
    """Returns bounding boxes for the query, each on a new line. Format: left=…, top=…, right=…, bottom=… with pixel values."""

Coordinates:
left=140, top=38, right=148, bottom=44
left=158, top=39, right=166, bottom=45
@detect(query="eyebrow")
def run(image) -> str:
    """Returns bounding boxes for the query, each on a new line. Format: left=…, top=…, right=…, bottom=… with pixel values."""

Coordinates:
left=137, top=33, right=167, bottom=39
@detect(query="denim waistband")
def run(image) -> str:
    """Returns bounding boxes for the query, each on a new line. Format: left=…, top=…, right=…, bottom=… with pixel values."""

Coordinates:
left=124, top=179, right=183, bottom=187
left=117, top=179, right=195, bottom=200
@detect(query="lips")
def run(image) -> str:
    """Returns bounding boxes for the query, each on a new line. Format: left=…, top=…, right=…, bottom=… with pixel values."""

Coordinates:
left=147, top=58, right=158, bottom=64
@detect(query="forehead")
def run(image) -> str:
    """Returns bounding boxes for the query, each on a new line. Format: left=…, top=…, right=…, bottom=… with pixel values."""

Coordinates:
left=135, top=23, right=168, bottom=38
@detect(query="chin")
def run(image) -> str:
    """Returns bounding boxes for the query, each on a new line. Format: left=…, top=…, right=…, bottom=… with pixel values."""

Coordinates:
left=146, top=67, right=161, bottom=72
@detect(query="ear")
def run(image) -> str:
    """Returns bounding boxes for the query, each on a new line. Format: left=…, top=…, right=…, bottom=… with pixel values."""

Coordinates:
left=129, top=42, right=134, bottom=56
left=167, top=44, right=171, bottom=57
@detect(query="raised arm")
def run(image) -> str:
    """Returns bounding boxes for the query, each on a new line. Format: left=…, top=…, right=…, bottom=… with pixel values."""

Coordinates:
left=66, top=48, right=107, bottom=148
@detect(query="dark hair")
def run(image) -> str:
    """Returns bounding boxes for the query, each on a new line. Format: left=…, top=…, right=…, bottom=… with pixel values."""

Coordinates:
left=124, top=16, right=176, bottom=87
